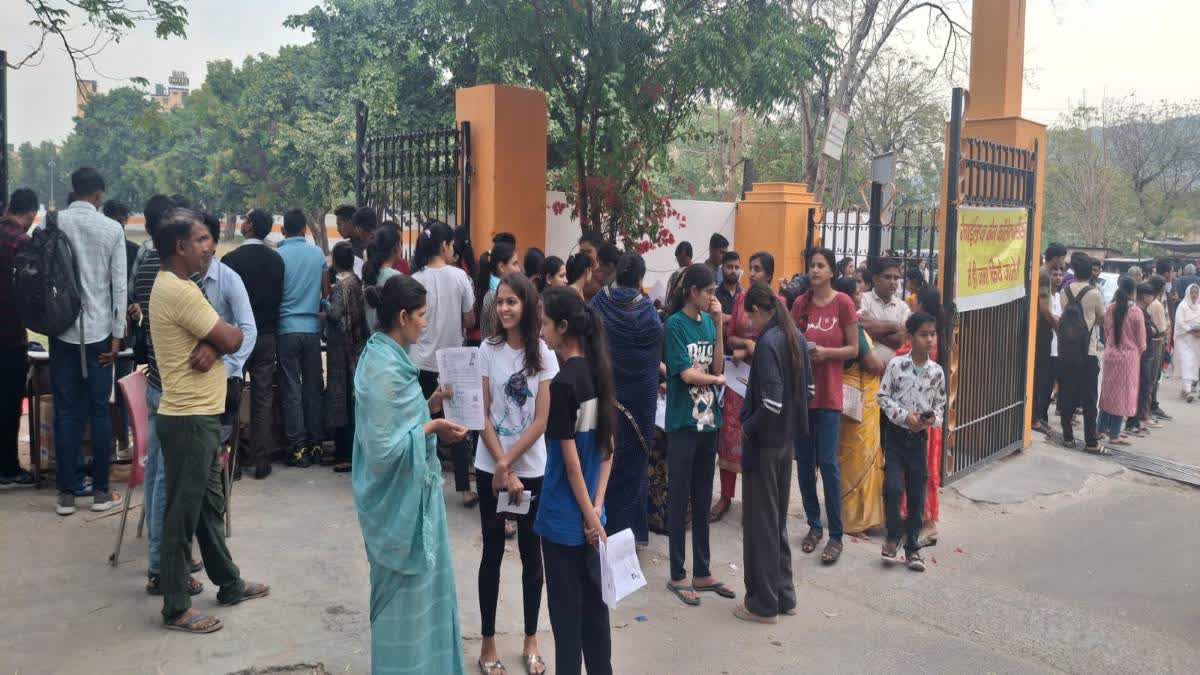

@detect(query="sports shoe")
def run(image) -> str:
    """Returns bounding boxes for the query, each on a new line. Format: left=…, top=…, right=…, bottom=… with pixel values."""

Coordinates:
left=0, top=469, right=35, bottom=489
left=906, top=552, right=927, bottom=572
left=285, top=446, right=312, bottom=468
left=56, top=492, right=76, bottom=516
left=91, top=491, right=121, bottom=512
left=1151, top=408, right=1172, bottom=421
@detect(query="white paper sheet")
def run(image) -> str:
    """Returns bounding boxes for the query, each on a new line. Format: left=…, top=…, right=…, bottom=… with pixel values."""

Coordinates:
left=723, top=356, right=751, bottom=399
left=599, top=528, right=647, bottom=609
left=435, top=347, right=485, bottom=430
left=654, top=395, right=667, bottom=431
left=497, top=490, right=532, bottom=515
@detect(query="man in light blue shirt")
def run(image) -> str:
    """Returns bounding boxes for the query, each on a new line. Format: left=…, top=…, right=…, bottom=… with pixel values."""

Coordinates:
left=201, top=221, right=257, bottom=379
left=51, top=167, right=127, bottom=517
left=275, top=209, right=326, bottom=466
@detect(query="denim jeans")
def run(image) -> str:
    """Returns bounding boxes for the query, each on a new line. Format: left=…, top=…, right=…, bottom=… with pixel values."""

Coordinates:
left=144, top=385, right=167, bottom=574
left=277, top=332, right=324, bottom=448
left=49, top=337, right=114, bottom=495
left=1097, top=409, right=1124, bottom=439
left=794, top=408, right=843, bottom=541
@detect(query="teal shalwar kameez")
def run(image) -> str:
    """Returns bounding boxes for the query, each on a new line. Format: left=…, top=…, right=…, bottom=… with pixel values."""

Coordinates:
left=352, top=333, right=465, bottom=674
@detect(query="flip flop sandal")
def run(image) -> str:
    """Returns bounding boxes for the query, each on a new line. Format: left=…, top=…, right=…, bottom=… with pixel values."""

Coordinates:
left=695, top=581, right=736, bottom=599
left=731, top=603, right=777, bottom=624
left=1084, top=444, right=1110, bottom=455
left=801, top=529, right=823, bottom=554
left=164, top=613, right=223, bottom=634
left=667, top=583, right=701, bottom=606
left=478, top=659, right=506, bottom=675
left=218, top=582, right=270, bottom=606
left=821, top=540, right=844, bottom=565
left=523, top=653, right=546, bottom=675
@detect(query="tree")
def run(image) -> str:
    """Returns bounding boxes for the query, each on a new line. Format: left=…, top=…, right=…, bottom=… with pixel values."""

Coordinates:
left=61, top=86, right=164, bottom=207
left=10, top=1, right=189, bottom=90
left=1104, top=97, right=1200, bottom=241
left=437, top=0, right=831, bottom=245
left=786, top=0, right=967, bottom=203
left=10, top=141, right=70, bottom=209
left=1044, top=104, right=1137, bottom=249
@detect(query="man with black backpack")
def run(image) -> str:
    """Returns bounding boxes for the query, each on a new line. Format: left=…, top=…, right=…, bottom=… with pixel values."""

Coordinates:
left=0, top=189, right=39, bottom=488
left=48, top=167, right=127, bottom=515
left=1057, top=252, right=1106, bottom=453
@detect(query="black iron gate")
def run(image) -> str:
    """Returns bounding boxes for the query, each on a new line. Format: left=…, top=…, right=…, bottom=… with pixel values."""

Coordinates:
left=942, top=87, right=1038, bottom=481
left=354, top=102, right=470, bottom=262
left=808, top=205, right=940, bottom=284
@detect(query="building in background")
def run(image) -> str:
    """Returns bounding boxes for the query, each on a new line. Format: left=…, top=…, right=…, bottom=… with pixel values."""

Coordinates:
left=150, top=71, right=190, bottom=111
left=74, top=80, right=97, bottom=118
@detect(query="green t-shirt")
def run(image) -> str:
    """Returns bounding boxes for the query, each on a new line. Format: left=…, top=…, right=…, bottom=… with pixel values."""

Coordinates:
left=664, top=310, right=723, bottom=433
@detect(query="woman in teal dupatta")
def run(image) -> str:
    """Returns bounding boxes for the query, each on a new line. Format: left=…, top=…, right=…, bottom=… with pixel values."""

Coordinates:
left=353, top=275, right=469, bottom=674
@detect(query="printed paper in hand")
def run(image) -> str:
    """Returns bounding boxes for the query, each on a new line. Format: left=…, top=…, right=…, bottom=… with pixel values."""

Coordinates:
left=723, top=356, right=751, bottom=399
left=497, top=490, right=532, bottom=515
left=599, top=528, right=646, bottom=608
left=435, top=347, right=485, bottom=430
left=654, top=396, right=667, bottom=431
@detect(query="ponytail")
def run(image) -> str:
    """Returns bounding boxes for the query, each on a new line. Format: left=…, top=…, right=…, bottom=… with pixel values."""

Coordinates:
left=542, top=287, right=616, bottom=458
left=744, top=282, right=806, bottom=401
left=364, top=223, right=401, bottom=287
left=412, top=220, right=454, bottom=272
left=665, top=263, right=715, bottom=317
left=1112, top=275, right=1135, bottom=347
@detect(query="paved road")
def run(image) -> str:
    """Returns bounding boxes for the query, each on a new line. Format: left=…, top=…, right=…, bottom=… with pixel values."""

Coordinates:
left=2, top=381, right=1198, bottom=674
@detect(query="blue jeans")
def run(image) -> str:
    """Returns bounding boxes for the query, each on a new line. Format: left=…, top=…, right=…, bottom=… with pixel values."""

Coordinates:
left=144, top=385, right=167, bottom=575
left=49, top=337, right=114, bottom=495
left=794, top=408, right=843, bottom=541
left=1097, top=410, right=1124, bottom=439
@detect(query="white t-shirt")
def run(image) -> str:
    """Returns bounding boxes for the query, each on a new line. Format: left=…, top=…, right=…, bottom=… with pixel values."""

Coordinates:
left=409, top=264, right=475, bottom=372
left=474, top=339, right=560, bottom=478
left=1049, top=292, right=1063, bottom=357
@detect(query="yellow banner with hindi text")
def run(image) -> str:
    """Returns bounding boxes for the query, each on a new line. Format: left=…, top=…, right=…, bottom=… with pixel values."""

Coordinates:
left=955, top=206, right=1028, bottom=312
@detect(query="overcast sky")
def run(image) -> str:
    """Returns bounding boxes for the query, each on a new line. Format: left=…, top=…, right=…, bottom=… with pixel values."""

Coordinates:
left=3, top=0, right=1198, bottom=145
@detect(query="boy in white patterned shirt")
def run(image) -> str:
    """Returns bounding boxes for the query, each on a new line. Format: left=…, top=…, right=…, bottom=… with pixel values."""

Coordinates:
left=877, top=312, right=946, bottom=572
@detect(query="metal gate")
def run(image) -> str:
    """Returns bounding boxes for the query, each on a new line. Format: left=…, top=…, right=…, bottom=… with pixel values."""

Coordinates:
left=808, top=205, right=940, bottom=285
left=354, top=102, right=470, bottom=262
left=942, top=87, right=1038, bottom=481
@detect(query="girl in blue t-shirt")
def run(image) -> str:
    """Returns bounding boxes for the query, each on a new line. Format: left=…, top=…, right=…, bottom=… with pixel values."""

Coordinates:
left=534, top=287, right=616, bottom=675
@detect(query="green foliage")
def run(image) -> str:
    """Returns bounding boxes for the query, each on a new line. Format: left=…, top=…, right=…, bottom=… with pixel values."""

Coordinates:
left=61, top=87, right=165, bottom=207
left=434, top=0, right=831, bottom=244
left=9, top=141, right=70, bottom=209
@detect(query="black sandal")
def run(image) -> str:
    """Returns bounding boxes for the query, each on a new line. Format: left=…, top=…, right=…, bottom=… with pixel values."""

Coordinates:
left=695, top=581, right=736, bottom=599
left=667, top=583, right=701, bottom=606
left=801, top=528, right=823, bottom=554
left=147, top=574, right=204, bottom=596
left=821, top=540, right=844, bottom=565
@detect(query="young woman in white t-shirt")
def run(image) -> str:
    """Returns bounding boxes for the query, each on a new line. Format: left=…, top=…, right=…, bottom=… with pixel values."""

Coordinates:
left=410, top=221, right=479, bottom=506
left=475, top=272, right=558, bottom=675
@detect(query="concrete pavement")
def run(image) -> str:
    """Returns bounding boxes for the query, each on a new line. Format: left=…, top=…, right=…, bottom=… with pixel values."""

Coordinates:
left=2, top=380, right=1198, bottom=674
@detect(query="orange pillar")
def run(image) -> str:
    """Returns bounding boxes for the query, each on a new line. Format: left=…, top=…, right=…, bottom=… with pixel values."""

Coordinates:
left=456, top=85, right=548, bottom=252
left=945, top=0, right=1047, bottom=450
left=735, top=183, right=822, bottom=284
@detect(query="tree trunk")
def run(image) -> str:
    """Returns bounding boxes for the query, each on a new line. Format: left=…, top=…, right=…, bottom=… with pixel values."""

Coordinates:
left=307, top=209, right=330, bottom=254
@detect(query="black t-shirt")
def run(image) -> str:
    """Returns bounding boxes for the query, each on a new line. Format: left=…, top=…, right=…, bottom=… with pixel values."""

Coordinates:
left=546, top=356, right=597, bottom=440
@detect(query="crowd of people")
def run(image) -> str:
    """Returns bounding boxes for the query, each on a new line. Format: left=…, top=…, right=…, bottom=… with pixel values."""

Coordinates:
left=1032, top=246, right=1200, bottom=451
left=6, top=169, right=1198, bottom=673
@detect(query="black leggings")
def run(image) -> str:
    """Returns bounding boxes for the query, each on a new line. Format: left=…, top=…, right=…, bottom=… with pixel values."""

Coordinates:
left=476, top=470, right=544, bottom=637
left=542, top=539, right=612, bottom=675
left=418, top=369, right=472, bottom=492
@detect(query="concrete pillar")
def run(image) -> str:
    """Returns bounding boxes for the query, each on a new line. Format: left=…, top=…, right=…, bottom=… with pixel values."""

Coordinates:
left=735, top=183, right=822, bottom=284
left=455, top=85, right=548, bottom=252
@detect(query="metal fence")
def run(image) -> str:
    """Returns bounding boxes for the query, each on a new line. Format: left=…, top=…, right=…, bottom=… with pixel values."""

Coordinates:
left=941, top=87, right=1038, bottom=482
left=354, top=102, right=470, bottom=262
left=809, top=205, right=940, bottom=283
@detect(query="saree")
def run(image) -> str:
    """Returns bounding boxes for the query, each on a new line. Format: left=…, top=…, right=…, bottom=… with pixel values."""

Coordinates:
left=352, top=333, right=464, bottom=675
left=838, top=326, right=885, bottom=535
left=592, top=286, right=663, bottom=543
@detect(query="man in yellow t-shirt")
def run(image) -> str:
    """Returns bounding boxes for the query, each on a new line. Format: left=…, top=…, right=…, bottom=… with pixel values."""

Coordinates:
left=149, top=208, right=269, bottom=634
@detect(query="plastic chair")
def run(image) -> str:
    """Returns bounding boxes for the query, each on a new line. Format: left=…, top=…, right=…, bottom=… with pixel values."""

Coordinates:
left=109, top=370, right=148, bottom=567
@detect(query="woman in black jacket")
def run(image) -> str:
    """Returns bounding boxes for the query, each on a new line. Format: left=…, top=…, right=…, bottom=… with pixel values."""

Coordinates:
left=733, top=283, right=813, bottom=624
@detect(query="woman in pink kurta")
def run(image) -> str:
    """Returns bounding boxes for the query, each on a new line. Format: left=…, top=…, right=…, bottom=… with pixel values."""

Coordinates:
left=1098, top=277, right=1146, bottom=444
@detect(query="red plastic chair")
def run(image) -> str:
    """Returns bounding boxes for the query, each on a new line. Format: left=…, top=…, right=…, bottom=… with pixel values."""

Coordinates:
left=109, top=370, right=148, bottom=566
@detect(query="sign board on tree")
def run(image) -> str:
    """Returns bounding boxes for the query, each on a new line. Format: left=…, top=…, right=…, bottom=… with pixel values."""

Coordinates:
left=822, top=109, right=851, bottom=160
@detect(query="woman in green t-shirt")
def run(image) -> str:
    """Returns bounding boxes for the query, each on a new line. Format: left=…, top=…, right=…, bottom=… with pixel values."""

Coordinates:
left=663, top=263, right=735, bottom=607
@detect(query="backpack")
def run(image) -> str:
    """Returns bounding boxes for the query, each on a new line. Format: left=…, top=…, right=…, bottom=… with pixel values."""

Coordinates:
left=12, top=212, right=83, bottom=337
left=1057, top=285, right=1094, bottom=365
